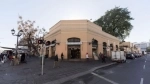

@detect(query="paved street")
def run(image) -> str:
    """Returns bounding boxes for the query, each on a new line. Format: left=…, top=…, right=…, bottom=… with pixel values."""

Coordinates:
left=62, top=54, right=149, bottom=84
left=0, top=57, right=113, bottom=84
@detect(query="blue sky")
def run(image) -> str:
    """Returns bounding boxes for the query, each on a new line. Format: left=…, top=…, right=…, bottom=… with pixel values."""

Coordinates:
left=0, top=0, right=150, bottom=48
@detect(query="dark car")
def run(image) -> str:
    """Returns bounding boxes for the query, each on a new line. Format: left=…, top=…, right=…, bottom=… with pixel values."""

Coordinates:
left=126, top=54, right=135, bottom=59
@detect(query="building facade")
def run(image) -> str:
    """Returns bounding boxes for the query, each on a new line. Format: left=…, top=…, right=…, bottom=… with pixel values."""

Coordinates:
left=133, top=42, right=149, bottom=53
left=120, top=42, right=141, bottom=53
left=43, top=20, right=120, bottom=60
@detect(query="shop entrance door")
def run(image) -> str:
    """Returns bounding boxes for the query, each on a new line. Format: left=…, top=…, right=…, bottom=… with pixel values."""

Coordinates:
left=68, top=45, right=80, bottom=59
left=51, top=46, right=55, bottom=57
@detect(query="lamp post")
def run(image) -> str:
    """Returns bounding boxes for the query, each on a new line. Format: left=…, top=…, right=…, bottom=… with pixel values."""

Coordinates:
left=11, top=29, right=23, bottom=57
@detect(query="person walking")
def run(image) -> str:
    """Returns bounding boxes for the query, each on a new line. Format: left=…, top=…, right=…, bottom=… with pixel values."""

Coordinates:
left=53, top=54, right=59, bottom=68
left=99, top=52, right=102, bottom=60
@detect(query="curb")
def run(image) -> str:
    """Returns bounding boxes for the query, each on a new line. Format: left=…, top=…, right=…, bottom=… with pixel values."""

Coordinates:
left=44, top=62, right=116, bottom=84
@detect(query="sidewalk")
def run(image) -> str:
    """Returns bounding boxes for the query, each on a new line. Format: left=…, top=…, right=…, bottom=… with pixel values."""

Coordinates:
left=0, top=57, right=115, bottom=84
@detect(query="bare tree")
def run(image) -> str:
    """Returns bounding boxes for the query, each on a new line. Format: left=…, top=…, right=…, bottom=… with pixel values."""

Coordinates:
left=17, top=16, right=47, bottom=56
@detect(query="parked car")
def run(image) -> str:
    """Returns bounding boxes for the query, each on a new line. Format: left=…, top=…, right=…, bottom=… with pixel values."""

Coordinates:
left=133, top=54, right=138, bottom=58
left=126, top=53, right=135, bottom=59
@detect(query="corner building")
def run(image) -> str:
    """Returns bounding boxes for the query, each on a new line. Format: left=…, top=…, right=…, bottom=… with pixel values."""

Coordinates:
left=44, top=20, right=120, bottom=60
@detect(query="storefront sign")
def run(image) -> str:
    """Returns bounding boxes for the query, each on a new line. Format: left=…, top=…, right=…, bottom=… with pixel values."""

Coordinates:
left=92, top=47, right=97, bottom=49
left=66, top=42, right=82, bottom=45
left=50, top=44, right=55, bottom=46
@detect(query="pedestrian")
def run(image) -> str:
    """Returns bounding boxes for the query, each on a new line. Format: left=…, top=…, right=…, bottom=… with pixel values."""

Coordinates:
left=61, top=53, right=64, bottom=61
left=3, top=55, right=7, bottom=63
left=53, top=54, right=59, bottom=68
left=10, top=53, right=15, bottom=66
left=101, top=53, right=105, bottom=63
left=86, top=53, right=89, bottom=61
left=0, top=53, right=4, bottom=62
left=99, top=52, right=102, bottom=60
left=103, top=54, right=106, bottom=63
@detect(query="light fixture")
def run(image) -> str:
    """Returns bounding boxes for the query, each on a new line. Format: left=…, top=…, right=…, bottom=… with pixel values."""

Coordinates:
left=11, top=29, right=15, bottom=35
left=18, top=30, right=23, bottom=36
left=56, top=42, right=60, bottom=45
left=89, top=38, right=95, bottom=45
left=89, top=42, right=92, bottom=45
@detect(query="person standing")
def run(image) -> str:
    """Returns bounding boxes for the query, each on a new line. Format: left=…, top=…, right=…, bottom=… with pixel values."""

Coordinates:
left=10, top=53, right=15, bottom=66
left=101, top=53, right=104, bottom=63
left=53, top=54, right=59, bottom=68
left=103, top=54, right=106, bottom=63
left=61, top=53, right=64, bottom=61
left=86, top=53, right=89, bottom=61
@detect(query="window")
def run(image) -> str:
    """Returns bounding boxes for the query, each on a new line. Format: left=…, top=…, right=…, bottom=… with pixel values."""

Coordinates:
left=92, top=40, right=98, bottom=45
left=68, top=38, right=80, bottom=42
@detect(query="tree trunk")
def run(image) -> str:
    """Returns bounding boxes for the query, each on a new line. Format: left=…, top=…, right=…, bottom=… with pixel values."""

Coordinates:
left=29, top=38, right=39, bottom=56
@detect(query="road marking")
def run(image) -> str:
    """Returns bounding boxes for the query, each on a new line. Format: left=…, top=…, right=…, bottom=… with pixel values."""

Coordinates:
left=145, top=61, right=146, bottom=63
left=140, top=78, right=144, bottom=84
left=91, top=72, right=119, bottom=84
left=143, top=65, right=145, bottom=69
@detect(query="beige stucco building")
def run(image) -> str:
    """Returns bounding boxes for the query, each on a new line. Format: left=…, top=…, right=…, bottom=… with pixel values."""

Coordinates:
left=120, top=42, right=140, bottom=53
left=43, top=20, right=120, bottom=60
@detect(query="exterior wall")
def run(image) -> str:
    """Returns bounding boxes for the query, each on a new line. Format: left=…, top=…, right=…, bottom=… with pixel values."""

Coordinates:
left=86, top=21, right=120, bottom=57
left=44, top=20, right=120, bottom=60
left=44, top=30, right=61, bottom=58
left=60, top=20, right=88, bottom=59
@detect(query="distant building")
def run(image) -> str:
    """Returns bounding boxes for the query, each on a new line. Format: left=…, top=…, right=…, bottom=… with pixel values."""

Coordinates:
left=133, top=42, right=149, bottom=52
left=119, top=42, right=140, bottom=53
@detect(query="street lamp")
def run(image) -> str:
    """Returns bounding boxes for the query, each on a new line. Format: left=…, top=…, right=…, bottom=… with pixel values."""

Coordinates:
left=11, top=29, right=23, bottom=57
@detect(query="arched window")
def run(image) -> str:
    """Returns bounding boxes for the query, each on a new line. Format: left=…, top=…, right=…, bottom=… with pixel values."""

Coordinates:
left=103, top=42, right=107, bottom=49
left=110, top=44, right=113, bottom=51
left=92, top=40, right=98, bottom=45
left=116, top=45, right=118, bottom=50
left=67, top=37, right=80, bottom=42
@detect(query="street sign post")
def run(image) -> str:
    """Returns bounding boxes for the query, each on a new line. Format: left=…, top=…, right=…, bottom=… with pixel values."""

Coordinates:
left=41, top=43, right=45, bottom=75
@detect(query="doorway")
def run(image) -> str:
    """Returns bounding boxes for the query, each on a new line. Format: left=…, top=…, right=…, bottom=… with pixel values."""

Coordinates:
left=51, top=46, right=55, bottom=56
left=68, top=45, right=80, bottom=59
left=103, top=42, right=107, bottom=55
left=92, top=39, right=98, bottom=56
left=46, top=47, right=49, bottom=57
